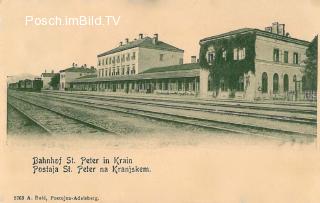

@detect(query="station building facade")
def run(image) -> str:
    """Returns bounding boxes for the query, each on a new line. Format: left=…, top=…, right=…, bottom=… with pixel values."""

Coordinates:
left=96, top=33, right=184, bottom=78
left=71, top=63, right=201, bottom=96
left=199, top=24, right=310, bottom=100
left=41, top=70, right=56, bottom=89
left=60, top=66, right=96, bottom=90
left=70, top=25, right=311, bottom=101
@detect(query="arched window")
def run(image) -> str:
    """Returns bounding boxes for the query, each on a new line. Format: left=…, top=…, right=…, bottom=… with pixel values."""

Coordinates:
left=273, top=73, right=279, bottom=93
left=262, top=72, right=268, bottom=93
left=283, top=74, right=289, bottom=92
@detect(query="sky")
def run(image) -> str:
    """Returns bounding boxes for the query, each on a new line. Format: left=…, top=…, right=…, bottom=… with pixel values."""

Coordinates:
left=0, top=0, right=319, bottom=76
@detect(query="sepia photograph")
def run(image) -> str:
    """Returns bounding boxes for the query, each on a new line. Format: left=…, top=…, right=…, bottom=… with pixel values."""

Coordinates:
left=1, top=0, right=319, bottom=202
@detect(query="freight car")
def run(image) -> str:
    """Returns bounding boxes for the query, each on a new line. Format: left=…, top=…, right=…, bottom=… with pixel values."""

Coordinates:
left=9, top=78, right=43, bottom=92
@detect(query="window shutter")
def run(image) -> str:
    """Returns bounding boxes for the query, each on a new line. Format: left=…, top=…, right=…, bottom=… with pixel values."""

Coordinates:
left=279, top=50, right=283, bottom=62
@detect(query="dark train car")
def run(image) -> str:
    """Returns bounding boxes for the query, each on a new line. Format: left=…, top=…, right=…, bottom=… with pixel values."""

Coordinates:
left=10, top=78, right=43, bottom=92
left=18, top=80, right=25, bottom=89
left=32, top=78, right=43, bottom=91
left=25, top=79, right=33, bottom=89
left=8, top=82, right=18, bottom=89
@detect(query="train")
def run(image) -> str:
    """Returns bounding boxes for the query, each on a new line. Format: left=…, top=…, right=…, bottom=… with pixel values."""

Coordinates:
left=8, top=78, right=43, bottom=92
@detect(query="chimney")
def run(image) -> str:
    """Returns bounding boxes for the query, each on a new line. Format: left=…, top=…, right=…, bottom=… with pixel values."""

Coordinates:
left=139, top=33, right=143, bottom=39
left=191, top=56, right=197, bottom=63
left=119, top=41, right=123, bottom=46
left=125, top=38, right=129, bottom=44
left=84, top=64, right=87, bottom=68
left=152, top=33, right=158, bottom=45
left=51, top=70, right=54, bottom=73
left=45, top=69, right=47, bottom=73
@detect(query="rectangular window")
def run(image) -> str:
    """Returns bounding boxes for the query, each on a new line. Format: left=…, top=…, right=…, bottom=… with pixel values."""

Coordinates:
left=238, top=48, right=246, bottom=60
left=179, top=58, right=183, bottom=64
left=131, top=52, right=136, bottom=60
left=121, top=66, right=125, bottom=75
left=222, top=50, right=227, bottom=60
left=160, top=54, right=164, bottom=61
left=105, top=68, right=108, bottom=76
left=131, top=64, right=136, bottom=74
left=273, top=49, right=280, bottom=62
left=207, top=52, right=215, bottom=63
left=293, top=52, right=299, bottom=64
left=117, top=56, right=120, bottom=63
left=126, top=53, right=130, bottom=61
left=233, top=48, right=238, bottom=60
left=284, top=51, right=288, bottom=63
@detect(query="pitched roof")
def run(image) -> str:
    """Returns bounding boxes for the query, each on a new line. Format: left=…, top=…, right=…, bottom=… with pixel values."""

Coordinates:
left=199, top=28, right=310, bottom=46
left=71, top=63, right=200, bottom=83
left=60, top=67, right=96, bottom=73
left=41, top=72, right=56, bottom=77
left=97, top=37, right=184, bottom=57
left=142, top=63, right=200, bottom=73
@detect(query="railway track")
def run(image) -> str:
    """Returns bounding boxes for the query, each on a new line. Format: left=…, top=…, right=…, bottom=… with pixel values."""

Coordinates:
left=8, top=95, right=116, bottom=135
left=44, top=90, right=317, bottom=115
left=40, top=91, right=316, bottom=125
left=11, top=91, right=316, bottom=140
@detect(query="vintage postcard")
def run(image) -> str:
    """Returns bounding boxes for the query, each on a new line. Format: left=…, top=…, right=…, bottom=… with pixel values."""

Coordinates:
left=0, top=0, right=319, bottom=202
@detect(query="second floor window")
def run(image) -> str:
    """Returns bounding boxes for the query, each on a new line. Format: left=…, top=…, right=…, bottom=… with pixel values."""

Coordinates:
left=207, top=51, right=215, bottom=63
left=284, top=51, right=289, bottom=63
left=222, top=50, right=227, bottom=60
left=234, top=48, right=246, bottom=60
left=131, top=52, right=136, bottom=60
left=293, top=52, right=299, bottom=64
left=273, top=49, right=280, bottom=62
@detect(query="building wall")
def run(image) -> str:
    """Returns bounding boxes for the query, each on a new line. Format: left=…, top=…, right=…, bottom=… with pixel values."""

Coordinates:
left=255, top=35, right=307, bottom=64
left=138, top=48, right=183, bottom=73
left=41, top=76, right=51, bottom=89
left=97, top=47, right=183, bottom=78
left=60, top=72, right=95, bottom=90
left=253, top=35, right=308, bottom=99
left=97, top=47, right=139, bottom=78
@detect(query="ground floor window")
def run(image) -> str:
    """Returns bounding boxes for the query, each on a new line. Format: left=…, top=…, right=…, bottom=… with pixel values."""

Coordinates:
left=273, top=73, right=279, bottom=93
left=237, top=75, right=244, bottom=91
left=284, top=74, right=289, bottom=92
left=262, top=72, right=268, bottom=93
left=220, top=78, right=227, bottom=91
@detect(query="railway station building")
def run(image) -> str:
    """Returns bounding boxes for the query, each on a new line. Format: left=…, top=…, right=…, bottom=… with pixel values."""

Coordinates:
left=41, top=70, right=56, bottom=89
left=96, top=33, right=184, bottom=77
left=71, top=63, right=202, bottom=96
left=199, top=22, right=310, bottom=100
left=70, top=23, right=312, bottom=101
left=59, top=65, right=96, bottom=90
